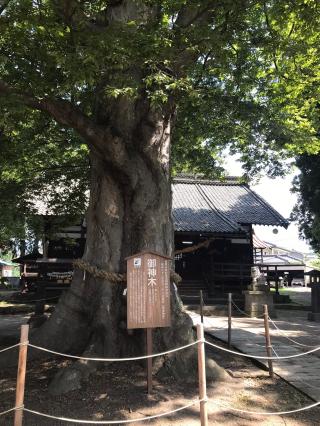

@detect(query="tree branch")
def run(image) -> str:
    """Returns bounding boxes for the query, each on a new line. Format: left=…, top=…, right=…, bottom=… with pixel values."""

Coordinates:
left=172, top=1, right=233, bottom=76
left=174, top=2, right=214, bottom=29
left=0, top=80, right=127, bottom=165
left=0, top=80, right=101, bottom=140
left=0, top=0, right=11, bottom=15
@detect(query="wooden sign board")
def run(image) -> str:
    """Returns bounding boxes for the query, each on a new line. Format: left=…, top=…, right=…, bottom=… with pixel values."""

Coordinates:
left=127, top=251, right=171, bottom=329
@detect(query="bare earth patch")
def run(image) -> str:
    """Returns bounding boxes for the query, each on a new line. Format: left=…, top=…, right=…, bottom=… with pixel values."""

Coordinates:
left=0, top=335, right=319, bottom=426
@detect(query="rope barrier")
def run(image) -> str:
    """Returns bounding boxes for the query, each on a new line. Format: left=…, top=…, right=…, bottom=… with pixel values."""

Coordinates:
left=3, top=398, right=320, bottom=421
left=2, top=331, right=320, bottom=422
left=271, top=345, right=280, bottom=359
left=180, top=294, right=200, bottom=298
left=204, top=339, right=320, bottom=360
left=23, top=398, right=204, bottom=424
left=0, top=342, right=21, bottom=354
left=0, top=406, right=23, bottom=417
left=3, top=333, right=319, bottom=362
left=268, top=317, right=320, bottom=348
left=28, top=340, right=199, bottom=361
left=213, top=400, right=320, bottom=416
left=231, top=301, right=265, bottom=319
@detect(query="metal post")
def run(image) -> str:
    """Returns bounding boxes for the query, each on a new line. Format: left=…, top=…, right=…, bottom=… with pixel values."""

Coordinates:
left=14, top=325, right=29, bottom=426
left=263, top=305, right=274, bottom=378
left=146, top=328, right=153, bottom=394
left=228, top=293, right=232, bottom=348
left=197, top=323, right=208, bottom=426
left=200, top=290, right=204, bottom=324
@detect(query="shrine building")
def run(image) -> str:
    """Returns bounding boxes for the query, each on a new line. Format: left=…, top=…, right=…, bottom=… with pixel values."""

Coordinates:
left=172, top=176, right=288, bottom=298
left=14, top=176, right=288, bottom=298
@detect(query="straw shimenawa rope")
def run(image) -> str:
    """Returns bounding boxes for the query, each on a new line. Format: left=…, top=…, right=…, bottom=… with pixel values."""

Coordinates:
left=74, top=259, right=182, bottom=284
left=74, top=259, right=125, bottom=283
left=170, top=270, right=182, bottom=284
left=174, top=238, right=213, bottom=255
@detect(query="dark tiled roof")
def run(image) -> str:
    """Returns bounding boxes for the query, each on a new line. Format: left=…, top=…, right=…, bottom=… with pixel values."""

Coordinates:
left=172, top=182, right=242, bottom=233
left=172, top=178, right=288, bottom=233
left=261, top=254, right=305, bottom=265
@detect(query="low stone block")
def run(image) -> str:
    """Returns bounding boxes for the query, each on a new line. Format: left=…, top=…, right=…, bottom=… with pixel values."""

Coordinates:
left=243, top=290, right=276, bottom=318
left=308, top=312, right=320, bottom=322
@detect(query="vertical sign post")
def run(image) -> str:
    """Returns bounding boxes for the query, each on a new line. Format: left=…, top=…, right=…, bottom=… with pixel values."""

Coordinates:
left=146, top=328, right=153, bottom=393
left=127, top=251, right=172, bottom=394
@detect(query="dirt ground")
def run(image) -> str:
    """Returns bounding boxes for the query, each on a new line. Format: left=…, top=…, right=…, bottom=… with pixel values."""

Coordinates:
left=1, top=334, right=319, bottom=426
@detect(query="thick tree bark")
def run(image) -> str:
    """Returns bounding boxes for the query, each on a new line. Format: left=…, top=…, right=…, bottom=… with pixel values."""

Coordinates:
left=26, top=97, right=224, bottom=394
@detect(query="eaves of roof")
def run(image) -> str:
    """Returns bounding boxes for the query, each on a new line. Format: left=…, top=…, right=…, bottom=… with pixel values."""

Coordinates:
left=243, top=186, right=289, bottom=228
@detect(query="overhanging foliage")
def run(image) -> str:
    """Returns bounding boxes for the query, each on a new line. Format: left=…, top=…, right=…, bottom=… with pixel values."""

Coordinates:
left=0, top=0, right=319, bottom=246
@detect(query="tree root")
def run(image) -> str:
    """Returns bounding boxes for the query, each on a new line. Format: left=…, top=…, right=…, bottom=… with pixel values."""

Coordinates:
left=0, top=279, right=231, bottom=395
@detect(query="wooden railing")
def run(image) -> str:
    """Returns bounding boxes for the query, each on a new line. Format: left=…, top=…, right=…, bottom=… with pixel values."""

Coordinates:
left=202, top=263, right=252, bottom=295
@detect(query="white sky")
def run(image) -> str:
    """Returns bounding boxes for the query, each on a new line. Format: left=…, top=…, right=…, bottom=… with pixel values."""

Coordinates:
left=224, top=155, right=312, bottom=254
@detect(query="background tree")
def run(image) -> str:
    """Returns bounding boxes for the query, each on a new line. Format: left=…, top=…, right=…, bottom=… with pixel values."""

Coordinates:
left=0, top=110, right=89, bottom=250
left=292, top=154, right=320, bottom=253
left=0, top=1, right=320, bottom=390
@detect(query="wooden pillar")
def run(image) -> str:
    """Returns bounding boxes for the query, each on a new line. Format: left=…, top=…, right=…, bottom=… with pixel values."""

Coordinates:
left=249, top=225, right=254, bottom=265
left=266, top=265, right=270, bottom=289
left=14, top=325, right=29, bottom=426
left=240, top=265, right=243, bottom=292
left=263, top=305, right=274, bottom=378
left=197, top=323, right=208, bottom=426
left=228, top=293, right=232, bottom=348
left=275, top=265, right=279, bottom=295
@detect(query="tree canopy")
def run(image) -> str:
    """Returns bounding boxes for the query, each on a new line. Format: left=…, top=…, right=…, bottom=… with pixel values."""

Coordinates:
left=0, top=0, right=320, bottom=247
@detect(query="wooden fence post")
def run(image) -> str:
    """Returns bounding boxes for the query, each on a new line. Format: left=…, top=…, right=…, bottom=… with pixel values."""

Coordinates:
left=263, top=305, right=274, bottom=378
left=200, top=290, right=204, bottom=324
left=14, top=324, right=29, bottom=426
left=197, top=323, right=208, bottom=426
left=228, top=293, right=232, bottom=348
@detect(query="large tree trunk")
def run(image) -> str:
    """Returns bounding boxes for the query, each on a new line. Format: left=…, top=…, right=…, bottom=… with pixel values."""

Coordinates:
left=0, top=0, right=230, bottom=396
left=28, top=98, right=221, bottom=394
